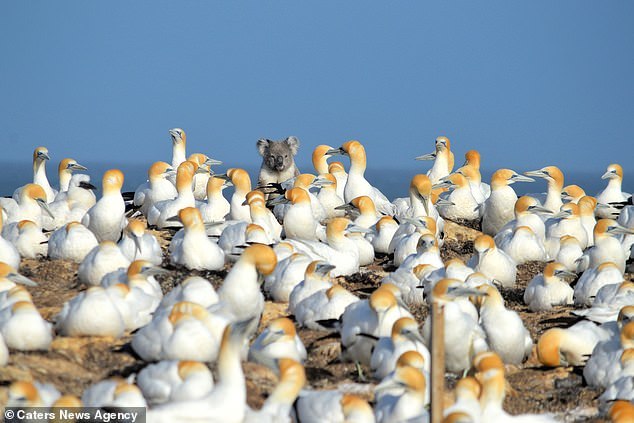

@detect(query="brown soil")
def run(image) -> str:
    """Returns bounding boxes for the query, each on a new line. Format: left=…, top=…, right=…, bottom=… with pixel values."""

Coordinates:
left=1, top=219, right=630, bottom=422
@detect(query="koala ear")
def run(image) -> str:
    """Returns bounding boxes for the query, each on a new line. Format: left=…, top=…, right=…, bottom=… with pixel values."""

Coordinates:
left=285, top=136, right=300, bottom=156
left=256, top=139, right=270, bottom=156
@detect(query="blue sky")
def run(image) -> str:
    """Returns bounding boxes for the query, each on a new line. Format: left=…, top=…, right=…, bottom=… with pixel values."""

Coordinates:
left=1, top=2, right=633, bottom=192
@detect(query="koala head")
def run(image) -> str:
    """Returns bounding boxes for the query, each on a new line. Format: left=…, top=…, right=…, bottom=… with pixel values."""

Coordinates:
left=257, top=136, right=300, bottom=172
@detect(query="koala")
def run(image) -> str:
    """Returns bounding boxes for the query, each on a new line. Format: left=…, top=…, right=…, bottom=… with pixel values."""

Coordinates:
left=257, top=136, right=301, bottom=194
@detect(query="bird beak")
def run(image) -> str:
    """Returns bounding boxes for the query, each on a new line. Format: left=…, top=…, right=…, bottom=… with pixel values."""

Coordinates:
left=334, top=203, right=355, bottom=212
left=37, top=151, right=50, bottom=161
left=69, top=163, right=88, bottom=171
left=432, top=181, right=453, bottom=190
left=169, top=129, right=181, bottom=141
left=601, top=170, right=615, bottom=180
left=214, top=173, right=230, bottom=181
left=552, top=210, right=572, bottom=219
left=315, top=263, right=336, bottom=275
left=523, top=170, right=545, bottom=178
left=510, top=174, right=534, bottom=183
left=36, top=199, right=54, bottom=219
left=312, top=176, right=334, bottom=187
left=402, top=217, right=427, bottom=229
left=166, top=215, right=182, bottom=222
left=133, top=234, right=143, bottom=254
left=8, top=272, right=38, bottom=287
left=528, top=205, right=553, bottom=214
left=421, top=195, right=430, bottom=215
left=142, top=266, right=170, bottom=276
left=447, top=286, right=488, bottom=298
left=608, top=225, right=634, bottom=235
left=374, top=377, right=401, bottom=394
left=205, top=158, right=223, bottom=166
left=407, top=330, right=425, bottom=345
left=555, top=269, right=577, bottom=279
left=434, top=198, right=455, bottom=208
left=267, top=195, right=289, bottom=207
left=415, top=152, right=436, bottom=161
left=325, top=148, right=345, bottom=156
left=260, top=329, right=285, bottom=347
left=346, top=224, right=371, bottom=234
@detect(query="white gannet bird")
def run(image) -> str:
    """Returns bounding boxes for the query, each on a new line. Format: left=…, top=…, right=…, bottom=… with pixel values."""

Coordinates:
left=370, top=316, right=430, bottom=380
left=6, top=380, right=61, bottom=408
left=398, top=231, right=444, bottom=271
left=52, top=157, right=91, bottom=200
left=478, top=284, right=532, bottom=364
left=374, top=365, right=429, bottom=423
left=78, top=241, right=131, bottom=286
left=340, top=285, right=414, bottom=367
left=369, top=216, right=399, bottom=255
left=0, top=300, right=52, bottom=351
left=544, top=202, right=588, bottom=258
left=169, top=127, right=187, bottom=169
left=598, top=348, right=634, bottom=409
left=524, top=165, right=565, bottom=214
left=294, top=391, right=375, bottom=423
left=574, top=283, right=634, bottom=325
left=329, top=140, right=395, bottom=215
left=158, top=275, right=218, bottom=310
left=25, top=146, right=56, bottom=202
left=82, top=169, right=127, bottom=242
left=218, top=244, right=277, bottom=332
left=556, top=235, right=584, bottom=272
left=596, top=163, right=630, bottom=219
left=132, top=301, right=229, bottom=362
left=244, top=358, right=306, bottom=423
left=137, top=360, right=214, bottom=406
left=294, top=284, right=359, bottom=330
left=573, top=261, right=623, bottom=307
left=562, top=184, right=586, bottom=204
left=577, top=196, right=599, bottom=247
left=584, top=321, right=634, bottom=389
left=248, top=317, right=307, bottom=370
left=434, top=172, right=480, bottom=222
left=416, top=136, right=455, bottom=184
left=494, top=195, right=552, bottom=245
left=280, top=187, right=321, bottom=241
left=4, top=220, right=47, bottom=259
left=1, top=183, right=54, bottom=226
left=524, top=262, right=575, bottom=311
left=312, top=144, right=337, bottom=176
left=169, top=207, right=225, bottom=271
left=101, top=260, right=164, bottom=299
left=422, top=279, right=488, bottom=374
left=392, top=217, right=438, bottom=267
left=442, top=376, right=481, bottom=422
left=375, top=350, right=428, bottom=403
left=382, top=263, right=436, bottom=307
left=393, top=173, right=434, bottom=219
left=477, top=361, right=556, bottom=422
left=577, top=219, right=634, bottom=273
left=482, top=168, right=534, bottom=236
left=468, top=234, right=517, bottom=288
left=496, top=225, right=547, bottom=264
left=134, top=161, right=177, bottom=217
left=47, top=221, right=99, bottom=262
left=454, top=163, right=487, bottom=214
left=147, top=161, right=198, bottom=229
left=315, top=173, right=345, bottom=218
left=0, top=263, right=37, bottom=293
left=199, top=176, right=231, bottom=224
left=188, top=152, right=222, bottom=201
left=537, top=320, right=611, bottom=367
left=340, top=195, right=382, bottom=229
left=288, top=260, right=335, bottom=314
left=118, top=219, right=162, bottom=265
left=145, top=320, right=252, bottom=423
left=224, top=168, right=252, bottom=222
left=55, top=286, right=126, bottom=338
left=329, top=161, right=349, bottom=200
left=268, top=173, right=328, bottom=222
left=82, top=378, right=147, bottom=409
left=285, top=217, right=364, bottom=277
left=263, top=252, right=312, bottom=303
left=0, top=212, right=21, bottom=268
left=245, top=190, right=282, bottom=241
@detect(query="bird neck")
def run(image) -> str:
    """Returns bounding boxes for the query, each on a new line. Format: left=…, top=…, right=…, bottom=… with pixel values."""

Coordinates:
left=172, top=143, right=187, bottom=168
left=58, top=170, right=72, bottom=192
left=33, top=160, right=50, bottom=188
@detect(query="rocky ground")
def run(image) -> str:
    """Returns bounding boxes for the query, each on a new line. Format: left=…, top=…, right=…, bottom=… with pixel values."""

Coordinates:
left=0, top=220, right=630, bottom=422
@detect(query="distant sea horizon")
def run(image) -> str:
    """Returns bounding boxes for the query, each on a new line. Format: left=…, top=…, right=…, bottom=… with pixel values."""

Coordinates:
left=1, top=161, right=631, bottom=202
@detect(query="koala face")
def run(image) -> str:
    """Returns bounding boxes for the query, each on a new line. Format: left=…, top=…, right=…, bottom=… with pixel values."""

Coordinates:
left=257, top=136, right=300, bottom=172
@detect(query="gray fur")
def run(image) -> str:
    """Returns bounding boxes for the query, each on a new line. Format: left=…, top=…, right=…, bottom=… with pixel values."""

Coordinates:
left=257, top=136, right=301, bottom=191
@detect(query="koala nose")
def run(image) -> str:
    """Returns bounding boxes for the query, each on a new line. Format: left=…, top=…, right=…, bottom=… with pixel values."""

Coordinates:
left=275, top=156, right=284, bottom=165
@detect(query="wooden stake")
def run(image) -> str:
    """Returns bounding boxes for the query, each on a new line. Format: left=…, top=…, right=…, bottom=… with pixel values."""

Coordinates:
left=430, top=300, right=445, bottom=423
